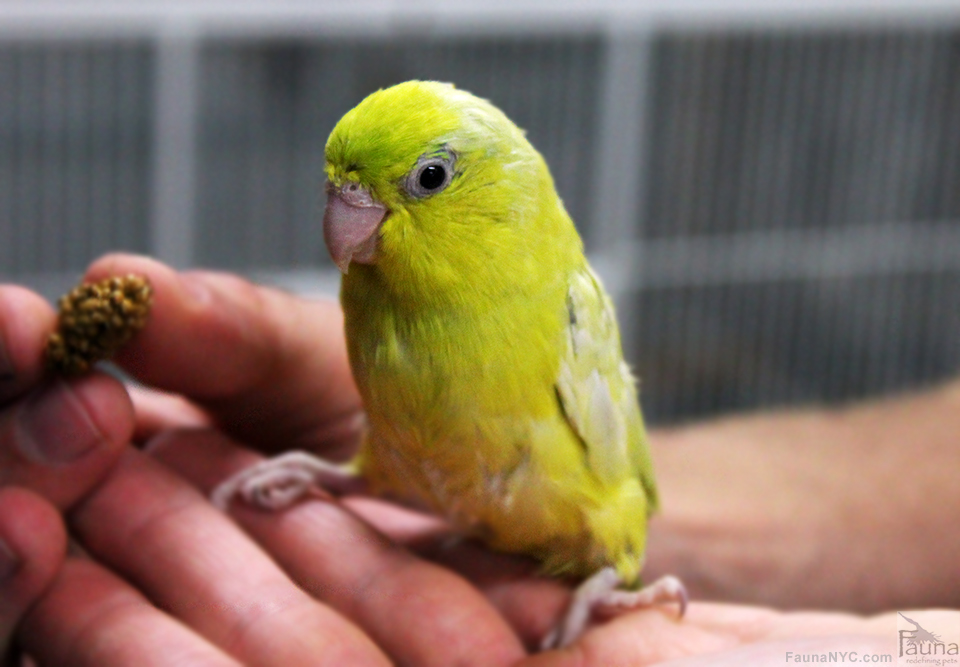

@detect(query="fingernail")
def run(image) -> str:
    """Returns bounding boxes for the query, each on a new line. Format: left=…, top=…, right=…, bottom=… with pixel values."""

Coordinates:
left=0, top=537, right=18, bottom=583
left=16, top=379, right=104, bottom=464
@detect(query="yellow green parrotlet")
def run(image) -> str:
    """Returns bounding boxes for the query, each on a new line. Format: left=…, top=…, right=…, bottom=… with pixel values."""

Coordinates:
left=213, top=80, right=685, bottom=649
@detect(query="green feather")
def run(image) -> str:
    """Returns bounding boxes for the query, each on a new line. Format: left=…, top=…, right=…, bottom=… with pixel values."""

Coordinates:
left=327, top=80, right=656, bottom=583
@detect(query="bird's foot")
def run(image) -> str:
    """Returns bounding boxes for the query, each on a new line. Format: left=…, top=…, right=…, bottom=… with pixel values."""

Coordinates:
left=542, top=568, right=687, bottom=650
left=210, top=451, right=361, bottom=511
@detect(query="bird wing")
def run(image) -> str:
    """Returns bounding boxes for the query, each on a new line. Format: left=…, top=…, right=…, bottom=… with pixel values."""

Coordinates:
left=554, top=265, right=659, bottom=512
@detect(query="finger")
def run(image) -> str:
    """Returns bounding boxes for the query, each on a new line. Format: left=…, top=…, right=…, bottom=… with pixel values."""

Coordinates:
left=84, top=253, right=362, bottom=457
left=405, top=533, right=569, bottom=649
left=0, top=283, right=135, bottom=510
left=516, top=606, right=738, bottom=667
left=128, top=384, right=212, bottom=444
left=0, top=285, right=56, bottom=405
left=150, top=430, right=528, bottom=667
left=0, top=371, right=134, bottom=510
left=19, top=558, right=243, bottom=667
left=346, top=496, right=570, bottom=648
left=0, top=488, right=66, bottom=660
left=69, top=447, right=389, bottom=667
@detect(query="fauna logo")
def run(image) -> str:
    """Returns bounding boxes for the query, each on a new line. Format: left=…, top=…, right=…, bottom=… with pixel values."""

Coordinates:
left=898, top=612, right=959, bottom=664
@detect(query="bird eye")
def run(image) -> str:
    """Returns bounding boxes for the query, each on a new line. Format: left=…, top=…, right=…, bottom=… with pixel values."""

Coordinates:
left=419, top=165, right=446, bottom=190
left=404, top=152, right=455, bottom=199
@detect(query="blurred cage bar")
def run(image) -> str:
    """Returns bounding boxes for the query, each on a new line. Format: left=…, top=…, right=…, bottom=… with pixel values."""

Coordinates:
left=0, top=2, right=958, bottom=424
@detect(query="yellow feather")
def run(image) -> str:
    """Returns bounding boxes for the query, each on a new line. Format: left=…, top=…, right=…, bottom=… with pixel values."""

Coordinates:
left=327, top=80, right=656, bottom=584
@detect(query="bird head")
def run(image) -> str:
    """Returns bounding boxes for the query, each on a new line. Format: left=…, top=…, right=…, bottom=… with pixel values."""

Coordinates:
left=323, top=81, right=579, bottom=302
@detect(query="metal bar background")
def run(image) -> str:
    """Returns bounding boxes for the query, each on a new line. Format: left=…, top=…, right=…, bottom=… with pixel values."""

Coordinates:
left=0, top=2, right=958, bottom=423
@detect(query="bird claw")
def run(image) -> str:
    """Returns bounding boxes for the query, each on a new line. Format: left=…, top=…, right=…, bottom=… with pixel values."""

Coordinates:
left=210, top=451, right=359, bottom=511
left=595, top=574, right=688, bottom=618
left=542, top=569, right=687, bottom=651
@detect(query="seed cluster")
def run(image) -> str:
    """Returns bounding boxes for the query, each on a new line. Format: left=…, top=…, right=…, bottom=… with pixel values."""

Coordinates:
left=45, top=274, right=153, bottom=376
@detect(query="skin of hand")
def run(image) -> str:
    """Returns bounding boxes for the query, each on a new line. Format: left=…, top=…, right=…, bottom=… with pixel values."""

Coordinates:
left=0, top=253, right=949, bottom=665
left=0, top=487, right=66, bottom=664
left=0, top=283, right=136, bottom=663
left=643, top=378, right=960, bottom=613
left=1, top=255, right=526, bottom=666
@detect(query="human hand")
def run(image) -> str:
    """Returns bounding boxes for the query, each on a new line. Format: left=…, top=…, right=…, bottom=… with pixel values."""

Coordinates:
left=7, top=254, right=526, bottom=665
left=512, top=602, right=894, bottom=665
left=2, top=254, right=903, bottom=666
left=0, top=281, right=138, bottom=663
left=642, top=384, right=960, bottom=615
left=0, top=279, right=249, bottom=665
left=142, top=424, right=900, bottom=667
left=388, top=508, right=896, bottom=666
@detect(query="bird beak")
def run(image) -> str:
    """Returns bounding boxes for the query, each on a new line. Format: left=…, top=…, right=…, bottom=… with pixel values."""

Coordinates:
left=323, top=181, right=388, bottom=273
